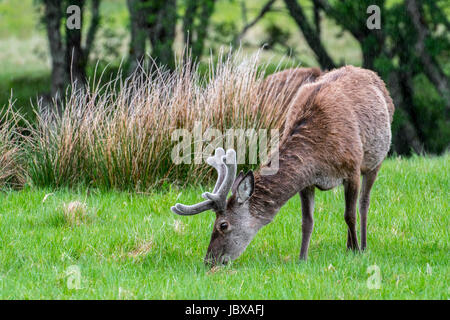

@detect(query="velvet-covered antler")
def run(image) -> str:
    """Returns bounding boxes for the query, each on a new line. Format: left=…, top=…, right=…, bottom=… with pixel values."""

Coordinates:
left=171, top=148, right=237, bottom=215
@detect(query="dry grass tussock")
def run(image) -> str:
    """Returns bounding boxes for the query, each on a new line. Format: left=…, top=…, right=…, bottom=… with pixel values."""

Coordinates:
left=16, top=50, right=300, bottom=190
left=0, top=104, right=26, bottom=188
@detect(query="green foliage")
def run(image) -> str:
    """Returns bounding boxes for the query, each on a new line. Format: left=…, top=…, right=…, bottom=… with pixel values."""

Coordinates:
left=209, top=20, right=238, bottom=53
left=412, top=74, right=449, bottom=153
left=183, top=0, right=216, bottom=60
left=260, top=22, right=293, bottom=56
left=320, top=0, right=449, bottom=154
left=0, top=0, right=39, bottom=38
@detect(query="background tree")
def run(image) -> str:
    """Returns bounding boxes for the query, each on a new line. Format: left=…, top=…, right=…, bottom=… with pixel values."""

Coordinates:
left=127, top=0, right=177, bottom=72
left=282, top=0, right=449, bottom=154
left=42, top=0, right=65, bottom=99
left=15, top=0, right=449, bottom=154
left=127, top=0, right=147, bottom=72
left=146, top=0, right=177, bottom=69
left=284, top=0, right=335, bottom=69
left=183, top=0, right=216, bottom=62
left=42, top=0, right=100, bottom=98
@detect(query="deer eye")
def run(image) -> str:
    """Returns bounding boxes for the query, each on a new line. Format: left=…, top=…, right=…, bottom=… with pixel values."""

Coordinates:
left=219, top=222, right=229, bottom=232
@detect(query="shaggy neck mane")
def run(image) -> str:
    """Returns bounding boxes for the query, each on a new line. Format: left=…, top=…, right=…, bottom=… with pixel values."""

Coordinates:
left=249, top=143, right=315, bottom=219
left=249, top=80, right=327, bottom=220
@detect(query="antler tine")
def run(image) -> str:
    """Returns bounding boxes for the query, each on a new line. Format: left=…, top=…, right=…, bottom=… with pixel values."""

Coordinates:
left=202, top=149, right=237, bottom=211
left=170, top=148, right=237, bottom=216
left=171, top=200, right=214, bottom=216
left=206, top=148, right=226, bottom=193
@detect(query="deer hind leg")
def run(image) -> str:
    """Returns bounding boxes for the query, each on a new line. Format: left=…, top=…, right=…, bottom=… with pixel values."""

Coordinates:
left=344, top=175, right=360, bottom=251
left=299, top=186, right=315, bottom=260
left=359, top=164, right=381, bottom=251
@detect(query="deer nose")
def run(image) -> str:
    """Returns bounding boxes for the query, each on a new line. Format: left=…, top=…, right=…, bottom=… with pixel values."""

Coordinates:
left=204, top=252, right=216, bottom=266
left=204, top=252, right=228, bottom=267
left=204, top=256, right=214, bottom=267
left=221, top=255, right=230, bottom=265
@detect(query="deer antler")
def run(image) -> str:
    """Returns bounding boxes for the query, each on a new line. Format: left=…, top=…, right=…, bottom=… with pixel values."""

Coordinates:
left=171, top=148, right=237, bottom=215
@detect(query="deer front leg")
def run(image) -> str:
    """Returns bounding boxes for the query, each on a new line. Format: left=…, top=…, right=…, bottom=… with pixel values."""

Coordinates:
left=299, top=186, right=315, bottom=260
left=344, top=175, right=360, bottom=251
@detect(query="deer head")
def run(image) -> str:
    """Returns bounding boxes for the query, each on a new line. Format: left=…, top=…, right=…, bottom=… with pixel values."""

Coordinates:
left=171, top=148, right=267, bottom=266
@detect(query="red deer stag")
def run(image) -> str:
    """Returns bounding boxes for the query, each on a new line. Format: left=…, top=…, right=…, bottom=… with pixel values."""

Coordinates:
left=259, top=67, right=322, bottom=109
left=172, top=65, right=395, bottom=265
left=257, top=68, right=322, bottom=131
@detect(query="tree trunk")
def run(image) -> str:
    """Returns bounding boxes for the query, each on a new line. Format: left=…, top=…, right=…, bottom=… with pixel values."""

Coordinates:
left=183, top=0, right=199, bottom=48
left=127, top=0, right=148, bottom=73
left=191, top=0, right=215, bottom=60
left=313, top=0, right=321, bottom=35
left=360, top=33, right=385, bottom=70
left=65, top=0, right=87, bottom=87
left=147, top=0, right=177, bottom=70
left=235, top=0, right=275, bottom=47
left=284, top=0, right=335, bottom=70
left=43, top=0, right=66, bottom=99
left=85, top=0, right=100, bottom=59
left=387, top=71, right=424, bottom=154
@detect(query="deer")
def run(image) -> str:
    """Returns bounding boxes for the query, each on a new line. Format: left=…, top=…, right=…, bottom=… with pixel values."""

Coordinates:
left=171, top=65, right=395, bottom=266
left=259, top=67, right=322, bottom=108
left=257, top=67, right=322, bottom=133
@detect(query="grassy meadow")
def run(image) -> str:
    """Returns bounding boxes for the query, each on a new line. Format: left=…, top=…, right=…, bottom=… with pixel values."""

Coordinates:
left=0, top=155, right=448, bottom=299
left=0, top=0, right=448, bottom=300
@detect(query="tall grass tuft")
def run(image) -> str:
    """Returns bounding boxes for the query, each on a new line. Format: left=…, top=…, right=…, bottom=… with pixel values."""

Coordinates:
left=26, top=51, right=298, bottom=191
left=0, top=104, right=26, bottom=188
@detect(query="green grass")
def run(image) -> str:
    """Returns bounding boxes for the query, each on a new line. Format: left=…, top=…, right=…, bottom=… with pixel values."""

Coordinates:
left=0, top=155, right=448, bottom=299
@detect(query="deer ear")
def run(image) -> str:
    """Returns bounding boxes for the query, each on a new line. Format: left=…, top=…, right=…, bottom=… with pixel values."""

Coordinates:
left=232, top=171, right=244, bottom=195
left=236, top=171, right=254, bottom=204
